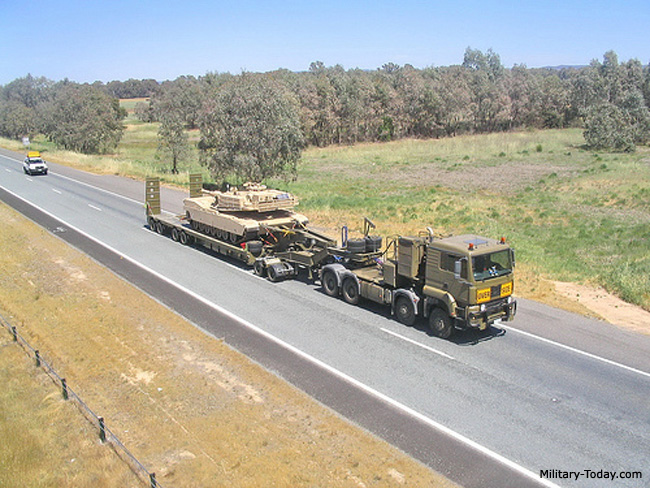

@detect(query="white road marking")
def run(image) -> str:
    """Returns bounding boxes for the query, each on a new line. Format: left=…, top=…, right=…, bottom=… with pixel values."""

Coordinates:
left=52, top=189, right=62, bottom=194
left=88, top=204, right=102, bottom=211
left=53, top=172, right=175, bottom=215
left=0, top=184, right=559, bottom=488
left=381, top=328, right=455, bottom=360
left=5, top=168, right=11, bottom=173
left=500, top=323, right=650, bottom=379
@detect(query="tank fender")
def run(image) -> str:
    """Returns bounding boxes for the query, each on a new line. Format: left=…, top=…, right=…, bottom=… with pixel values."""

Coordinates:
left=423, top=286, right=457, bottom=318
left=392, top=289, right=420, bottom=317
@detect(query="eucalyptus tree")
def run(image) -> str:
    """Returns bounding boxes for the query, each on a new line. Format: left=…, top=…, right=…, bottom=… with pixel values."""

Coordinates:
left=41, top=83, right=125, bottom=154
left=198, top=73, right=304, bottom=182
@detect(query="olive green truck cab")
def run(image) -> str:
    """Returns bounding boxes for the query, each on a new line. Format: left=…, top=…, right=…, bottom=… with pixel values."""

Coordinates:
left=320, top=232, right=517, bottom=338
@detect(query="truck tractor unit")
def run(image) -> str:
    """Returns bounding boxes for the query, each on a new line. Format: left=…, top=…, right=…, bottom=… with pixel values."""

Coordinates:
left=146, top=175, right=517, bottom=338
left=320, top=232, right=517, bottom=338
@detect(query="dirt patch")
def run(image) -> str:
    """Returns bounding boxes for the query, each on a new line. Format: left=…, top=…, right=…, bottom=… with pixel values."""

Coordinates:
left=312, top=159, right=577, bottom=193
left=553, top=281, right=650, bottom=335
left=407, top=161, right=577, bottom=192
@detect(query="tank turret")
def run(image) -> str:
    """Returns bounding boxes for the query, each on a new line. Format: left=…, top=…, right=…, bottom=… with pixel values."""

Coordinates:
left=207, top=182, right=298, bottom=212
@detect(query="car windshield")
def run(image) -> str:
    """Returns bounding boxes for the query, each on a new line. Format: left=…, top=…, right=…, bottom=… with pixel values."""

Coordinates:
left=472, top=250, right=512, bottom=281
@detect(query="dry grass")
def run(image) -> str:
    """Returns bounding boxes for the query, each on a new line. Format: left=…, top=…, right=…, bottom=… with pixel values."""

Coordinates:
left=0, top=201, right=456, bottom=487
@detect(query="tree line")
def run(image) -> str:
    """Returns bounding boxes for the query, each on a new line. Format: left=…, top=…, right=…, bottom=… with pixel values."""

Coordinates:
left=1, top=49, right=649, bottom=180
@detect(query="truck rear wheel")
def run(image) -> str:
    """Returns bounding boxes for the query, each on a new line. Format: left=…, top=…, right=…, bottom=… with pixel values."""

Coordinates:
left=395, top=296, right=416, bottom=326
left=429, top=308, right=453, bottom=339
left=321, top=270, right=339, bottom=296
left=341, top=277, right=360, bottom=304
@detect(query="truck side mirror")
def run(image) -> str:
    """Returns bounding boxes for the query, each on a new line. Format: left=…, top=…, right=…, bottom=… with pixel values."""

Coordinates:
left=454, top=260, right=462, bottom=279
left=510, top=249, right=516, bottom=268
left=455, top=258, right=468, bottom=280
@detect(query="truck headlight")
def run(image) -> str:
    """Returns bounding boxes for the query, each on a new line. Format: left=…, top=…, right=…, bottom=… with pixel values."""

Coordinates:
left=480, top=304, right=486, bottom=312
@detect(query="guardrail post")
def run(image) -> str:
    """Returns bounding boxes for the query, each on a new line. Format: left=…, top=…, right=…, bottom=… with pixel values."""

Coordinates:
left=12, top=326, right=17, bottom=342
left=35, top=350, right=41, bottom=367
left=98, top=417, right=106, bottom=443
left=150, top=472, right=157, bottom=488
left=61, top=378, right=69, bottom=400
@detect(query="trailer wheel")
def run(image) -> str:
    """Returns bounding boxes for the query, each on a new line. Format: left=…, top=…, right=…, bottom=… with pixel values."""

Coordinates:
left=429, top=308, right=453, bottom=339
left=253, top=260, right=266, bottom=277
left=395, top=296, right=416, bottom=326
left=171, top=228, right=180, bottom=241
left=148, top=217, right=157, bottom=230
left=342, top=277, right=360, bottom=305
left=321, top=270, right=339, bottom=296
left=179, top=231, right=190, bottom=245
left=155, top=222, right=165, bottom=234
left=267, top=264, right=280, bottom=282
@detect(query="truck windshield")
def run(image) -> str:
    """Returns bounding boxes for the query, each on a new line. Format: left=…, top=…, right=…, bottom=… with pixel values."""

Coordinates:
left=472, top=250, right=512, bottom=281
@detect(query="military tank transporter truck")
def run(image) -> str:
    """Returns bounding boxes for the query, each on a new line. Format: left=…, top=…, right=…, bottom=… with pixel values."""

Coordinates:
left=145, top=175, right=516, bottom=338
left=320, top=231, right=516, bottom=338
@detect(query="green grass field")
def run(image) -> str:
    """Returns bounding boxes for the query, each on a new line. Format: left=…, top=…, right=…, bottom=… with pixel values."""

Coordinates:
left=3, top=105, right=649, bottom=311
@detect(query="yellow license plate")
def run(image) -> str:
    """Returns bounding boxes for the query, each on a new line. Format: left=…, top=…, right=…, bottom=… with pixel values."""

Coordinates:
left=501, top=282, right=513, bottom=297
left=477, top=288, right=491, bottom=303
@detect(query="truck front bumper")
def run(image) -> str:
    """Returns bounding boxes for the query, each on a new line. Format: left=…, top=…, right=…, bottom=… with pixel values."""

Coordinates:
left=465, top=296, right=517, bottom=329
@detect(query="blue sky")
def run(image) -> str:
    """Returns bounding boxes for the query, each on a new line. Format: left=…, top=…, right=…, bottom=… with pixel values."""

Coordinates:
left=1, top=0, right=649, bottom=85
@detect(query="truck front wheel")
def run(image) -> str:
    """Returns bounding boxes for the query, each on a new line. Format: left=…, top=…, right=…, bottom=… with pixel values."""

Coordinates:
left=395, top=296, right=416, bottom=326
left=322, top=270, right=339, bottom=297
left=429, top=308, right=453, bottom=339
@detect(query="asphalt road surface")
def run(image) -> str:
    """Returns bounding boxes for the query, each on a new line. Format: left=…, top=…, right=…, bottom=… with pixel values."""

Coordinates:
left=1, top=149, right=648, bottom=488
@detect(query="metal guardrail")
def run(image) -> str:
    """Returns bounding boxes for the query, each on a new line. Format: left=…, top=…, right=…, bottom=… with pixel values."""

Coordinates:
left=0, top=312, right=164, bottom=488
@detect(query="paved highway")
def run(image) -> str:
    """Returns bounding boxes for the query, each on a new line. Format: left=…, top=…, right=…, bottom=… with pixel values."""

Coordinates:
left=1, top=149, right=648, bottom=488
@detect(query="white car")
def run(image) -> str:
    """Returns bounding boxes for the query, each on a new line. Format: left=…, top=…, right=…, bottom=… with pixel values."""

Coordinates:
left=23, top=151, right=48, bottom=175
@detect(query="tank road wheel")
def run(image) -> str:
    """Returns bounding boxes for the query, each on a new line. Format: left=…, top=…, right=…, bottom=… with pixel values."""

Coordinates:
left=395, top=296, right=416, bottom=326
left=429, top=308, right=454, bottom=339
left=341, top=277, right=360, bottom=305
left=171, top=228, right=180, bottom=242
left=321, top=270, right=339, bottom=297
left=229, top=232, right=240, bottom=244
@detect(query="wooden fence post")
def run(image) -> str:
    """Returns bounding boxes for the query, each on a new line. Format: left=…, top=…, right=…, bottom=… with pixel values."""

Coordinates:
left=98, top=417, right=106, bottom=443
left=61, top=378, right=69, bottom=400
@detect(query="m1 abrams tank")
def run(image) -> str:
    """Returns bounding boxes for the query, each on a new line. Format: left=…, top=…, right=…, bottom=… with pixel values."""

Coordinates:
left=184, top=182, right=309, bottom=244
